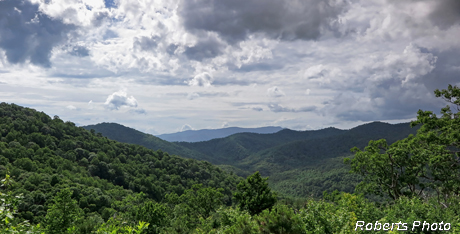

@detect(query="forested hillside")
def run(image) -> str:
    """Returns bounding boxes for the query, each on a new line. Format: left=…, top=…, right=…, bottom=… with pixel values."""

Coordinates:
left=0, top=103, right=241, bottom=232
left=88, top=120, right=419, bottom=198
left=1, top=84, right=460, bottom=233
left=82, top=123, right=214, bottom=162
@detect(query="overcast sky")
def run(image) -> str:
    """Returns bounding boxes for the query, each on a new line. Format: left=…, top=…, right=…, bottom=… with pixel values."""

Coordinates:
left=0, top=0, right=459, bottom=134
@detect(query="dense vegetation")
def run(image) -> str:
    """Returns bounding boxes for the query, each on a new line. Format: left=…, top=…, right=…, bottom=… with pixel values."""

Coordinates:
left=87, top=121, right=419, bottom=198
left=0, top=103, right=240, bottom=232
left=1, top=84, right=460, bottom=233
left=82, top=123, right=214, bottom=163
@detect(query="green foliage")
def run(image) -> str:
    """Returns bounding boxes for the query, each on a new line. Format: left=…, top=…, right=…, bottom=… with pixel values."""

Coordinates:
left=2, top=83, right=460, bottom=234
left=135, top=201, right=168, bottom=234
left=43, top=188, right=82, bottom=234
left=0, top=102, right=239, bottom=227
left=163, top=184, right=225, bottom=232
left=95, top=218, right=149, bottom=234
left=97, top=118, right=417, bottom=199
left=0, top=174, right=42, bottom=233
left=256, top=203, right=305, bottom=234
left=234, top=171, right=277, bottom=216
left=82, top=123, right=212, bottom=163
left=346, top=84, right=460, bottom=201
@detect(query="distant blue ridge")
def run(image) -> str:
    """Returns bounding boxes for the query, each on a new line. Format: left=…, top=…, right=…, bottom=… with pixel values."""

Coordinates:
left=156, top=126, right=285, bottom=142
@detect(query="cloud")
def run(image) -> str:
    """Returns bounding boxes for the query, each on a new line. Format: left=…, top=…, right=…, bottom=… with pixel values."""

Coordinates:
left=268, top=103, right=317, bottom=113
left=178, top=0, right=348, bottom=44
left=323, top=43, right=440, bottom=121
left=427, top=0, right=460, bottom=29
left=129, top=108, right=147, bottom=115
left=305, top=89, right=311, bottom=95
left=184, top=35, right=225, bottom=61
left=0, top=0, right=75, bottom=67
left=267, top=86, right=285, bottom=97
left=187, top=92, right=200, bottom=100
left=103, top=0, right=118, bottom=9
left=66, top=105, right=77, bottom=110
left=188, top=72, right=213, bottom=87
left=104, top=90, right=138, bottom=110
left=181, top=124, right=193, bottom=132
left=88, top=100, right=94, bottom=109
left=222, top=122, right=229, bottom=128
left=69, top=46, right=90, bottom=57
left=185, top=91, right=229, bottom=100
left=133, top=35, right=161, bottom=52
left=252, top=107, right=264, bottom=111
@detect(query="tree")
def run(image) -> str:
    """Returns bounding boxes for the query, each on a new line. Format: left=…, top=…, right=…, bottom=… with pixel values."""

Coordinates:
left=135, top=201, right=168, bottom=234
left=346, top=84, right=460, bottom=202
left=233, top=171, right=277, bottom=215
left=43, top=188, right=82, bottom=234
left=0, top=174, right=42, bottom=233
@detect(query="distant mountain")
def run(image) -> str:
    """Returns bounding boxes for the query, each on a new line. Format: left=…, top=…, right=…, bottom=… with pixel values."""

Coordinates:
left=82, top=123, right=214, bottom=162
left=177, top=121, right=420, bottom=197
left=176, top=121, right=418, bottom=168
left=156, top=126, right=284, bottom=142
left=83, top=121, right=420, bottom=198
left=176, top=127, right=345, bottom=165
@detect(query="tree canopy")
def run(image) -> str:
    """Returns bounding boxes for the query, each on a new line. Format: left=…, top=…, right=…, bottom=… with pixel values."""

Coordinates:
left=346, top=84, right=460, bottom=203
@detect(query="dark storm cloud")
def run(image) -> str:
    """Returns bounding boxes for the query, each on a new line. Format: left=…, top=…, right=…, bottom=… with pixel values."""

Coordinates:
left=184, top=36, right=225, bottom=61
left=178, top=0, right=347, bottom=44
left=268, top=103, right=317, bottom=113
left=420, top=48, right=460, bottom=92
left=428, top=0, right=460, bottom=29
left=0, top=0, right=75, bottom=67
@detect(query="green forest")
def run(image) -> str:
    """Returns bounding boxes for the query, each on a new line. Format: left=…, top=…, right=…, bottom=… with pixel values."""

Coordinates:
left=1, top=85, right=460, bottom=233
left=84, top=115, right=420, bottom=199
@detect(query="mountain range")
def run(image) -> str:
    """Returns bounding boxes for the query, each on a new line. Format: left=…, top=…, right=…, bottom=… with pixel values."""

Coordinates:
left=83, top=121, right=419, bottom=198
left=155, top=126, right=284, bottom=142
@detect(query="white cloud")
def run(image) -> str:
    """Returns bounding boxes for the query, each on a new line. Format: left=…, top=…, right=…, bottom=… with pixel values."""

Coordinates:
left=267, top=86, right=285, bottom=98
left=187, top=92, right=200, bottom=100
left=2, top=0, right=460, bottom=134
left=181, top=124, right=193, bottom=132
left=221, top=122, right=229, bottom=128
left=66, top=105, right=77, bottom=110
left=188, top=72, right=213, bottom=87
left=104, top=90, right=138, bottom=110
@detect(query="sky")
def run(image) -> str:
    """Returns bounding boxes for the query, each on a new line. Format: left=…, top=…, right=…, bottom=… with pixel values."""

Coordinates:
left=0, top=0, right=459, bottom=135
